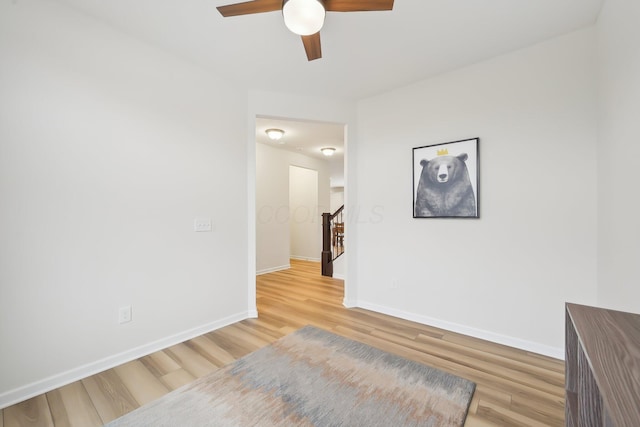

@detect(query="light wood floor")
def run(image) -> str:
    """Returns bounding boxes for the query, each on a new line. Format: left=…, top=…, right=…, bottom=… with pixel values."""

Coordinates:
left=1, top=259, right=565, bottom=426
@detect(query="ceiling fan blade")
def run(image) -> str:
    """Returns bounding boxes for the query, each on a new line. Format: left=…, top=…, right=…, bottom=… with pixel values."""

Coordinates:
left=324, top=0, right=394, bottom=12
left=217, top=0, right=282, bottom=17
left=302, top=33, right=322, bottom=61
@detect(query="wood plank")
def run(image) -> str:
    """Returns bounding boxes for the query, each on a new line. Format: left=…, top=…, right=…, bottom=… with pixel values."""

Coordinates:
left=476, top=398, right=553, bottom=427
left=218, top=323, right=273, bottom=349
left=463, top=413, right=500, bottom=427
left=377, top=329, right=564, bottom=392
left=186, top=335, right=236, bottom=367
left=160, top=369, right=197, bottom=391
left=474, top=384, right=512, bottom=406
left=3, top=395, right=54, bottom=427
left=443, top=332, right=564, bottom=373
left=164, top=343, right=217, bottom=378
left=140, top=350, right=181, bottom=378
left=205, top=329, right=263, bottom=359
left=113, top=361, right=169, bottom=406
left=233, top=319, right=282, bottom=342
left=510, top=391, right=564, bottom=426
left=81, top=370, right=139, bottom=424
left=46, top=382, right=102, bottom=427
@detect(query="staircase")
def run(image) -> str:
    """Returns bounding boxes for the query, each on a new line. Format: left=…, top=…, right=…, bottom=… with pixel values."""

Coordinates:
left=321, top=205, right=344, bottom=277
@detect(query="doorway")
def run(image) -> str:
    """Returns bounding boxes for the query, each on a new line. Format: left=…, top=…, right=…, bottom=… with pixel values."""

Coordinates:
left=254, top=117, right=344, bottom=276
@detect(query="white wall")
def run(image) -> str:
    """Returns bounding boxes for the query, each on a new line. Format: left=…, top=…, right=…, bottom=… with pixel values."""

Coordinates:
left=255, top=143, right=290, bottom=273
left=255, top=143, right=330, bottom=273
left=596, top=0, right=640, bottom=312
left=355, top=28, right=599, bottom=357
left=290, top=166, right=320, bottom=261
left=330, top=187, right=345, bottom=213
left=0, top=0, right=249, bottom=407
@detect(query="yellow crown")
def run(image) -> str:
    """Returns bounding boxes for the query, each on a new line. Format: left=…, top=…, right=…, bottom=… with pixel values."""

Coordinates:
left=437, top=148, right=449, bottom=156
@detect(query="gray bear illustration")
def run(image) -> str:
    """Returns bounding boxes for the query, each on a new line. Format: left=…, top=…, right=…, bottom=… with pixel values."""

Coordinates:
left=415, top=153, right=476, bottom=217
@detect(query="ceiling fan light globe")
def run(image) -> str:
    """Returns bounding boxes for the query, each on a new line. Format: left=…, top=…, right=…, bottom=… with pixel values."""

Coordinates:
left=283, top=0, right=325, bottom=36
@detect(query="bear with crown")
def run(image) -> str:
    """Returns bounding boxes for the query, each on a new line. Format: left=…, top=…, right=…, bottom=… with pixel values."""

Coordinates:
left=414, top=148, right=476, bottom=217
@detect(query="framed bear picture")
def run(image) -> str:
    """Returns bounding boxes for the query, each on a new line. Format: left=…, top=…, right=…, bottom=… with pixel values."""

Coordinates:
left=413, top=138, right=479, bottom=218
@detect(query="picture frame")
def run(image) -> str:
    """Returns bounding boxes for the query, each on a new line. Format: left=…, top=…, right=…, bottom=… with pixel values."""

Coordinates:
left=413, top=138, right=479, bottom=218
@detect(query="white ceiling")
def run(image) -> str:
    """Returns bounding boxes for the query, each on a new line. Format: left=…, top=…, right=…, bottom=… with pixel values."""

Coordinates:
left=256, top=117, right=344, bottom=161
left=256, top=117, right=345, bottom=187
left=52, top=0, right=604, bottom=188
left=55, top=0, right=604, bottom=101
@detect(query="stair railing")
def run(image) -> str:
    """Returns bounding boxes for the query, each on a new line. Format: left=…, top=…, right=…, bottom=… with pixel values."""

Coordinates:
left=321, top=205, right=345, bottom=277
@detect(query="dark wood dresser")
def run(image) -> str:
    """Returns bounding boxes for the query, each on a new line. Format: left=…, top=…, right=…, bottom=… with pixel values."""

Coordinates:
left=565, top=303, right=640, bottom=427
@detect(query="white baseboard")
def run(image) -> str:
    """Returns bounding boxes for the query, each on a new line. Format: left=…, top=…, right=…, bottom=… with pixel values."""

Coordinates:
left=0, top=311, right=250, bottom=410
left=256, top=264, right=290, bottom=275
left=290, top=256, right=321, bottom=262
left=356, top=300, right=564, bottom=360
left=343, top=298, right=357, bottom=308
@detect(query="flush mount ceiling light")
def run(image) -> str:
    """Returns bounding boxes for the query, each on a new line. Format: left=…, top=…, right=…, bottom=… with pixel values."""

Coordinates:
left=282, top=0, right=326, bottom=36
left=321, top=147, right=336, bottom=156
left=265, top=128, right=285, bottom=141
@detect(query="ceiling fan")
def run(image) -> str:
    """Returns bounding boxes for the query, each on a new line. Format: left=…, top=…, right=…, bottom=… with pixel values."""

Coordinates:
left=216, top=0, right=394, bottom=61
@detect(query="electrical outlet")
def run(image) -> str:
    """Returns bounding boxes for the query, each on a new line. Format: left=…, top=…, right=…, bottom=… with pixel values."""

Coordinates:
left=118, top=306, right=132, bottom=324
left=194, top=218, right=212, bottom=232
left=390, top=278, right=399, bottom=289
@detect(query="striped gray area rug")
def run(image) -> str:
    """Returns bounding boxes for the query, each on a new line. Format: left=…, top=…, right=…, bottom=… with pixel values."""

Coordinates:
left=106, top=326, right=475, bottom=426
